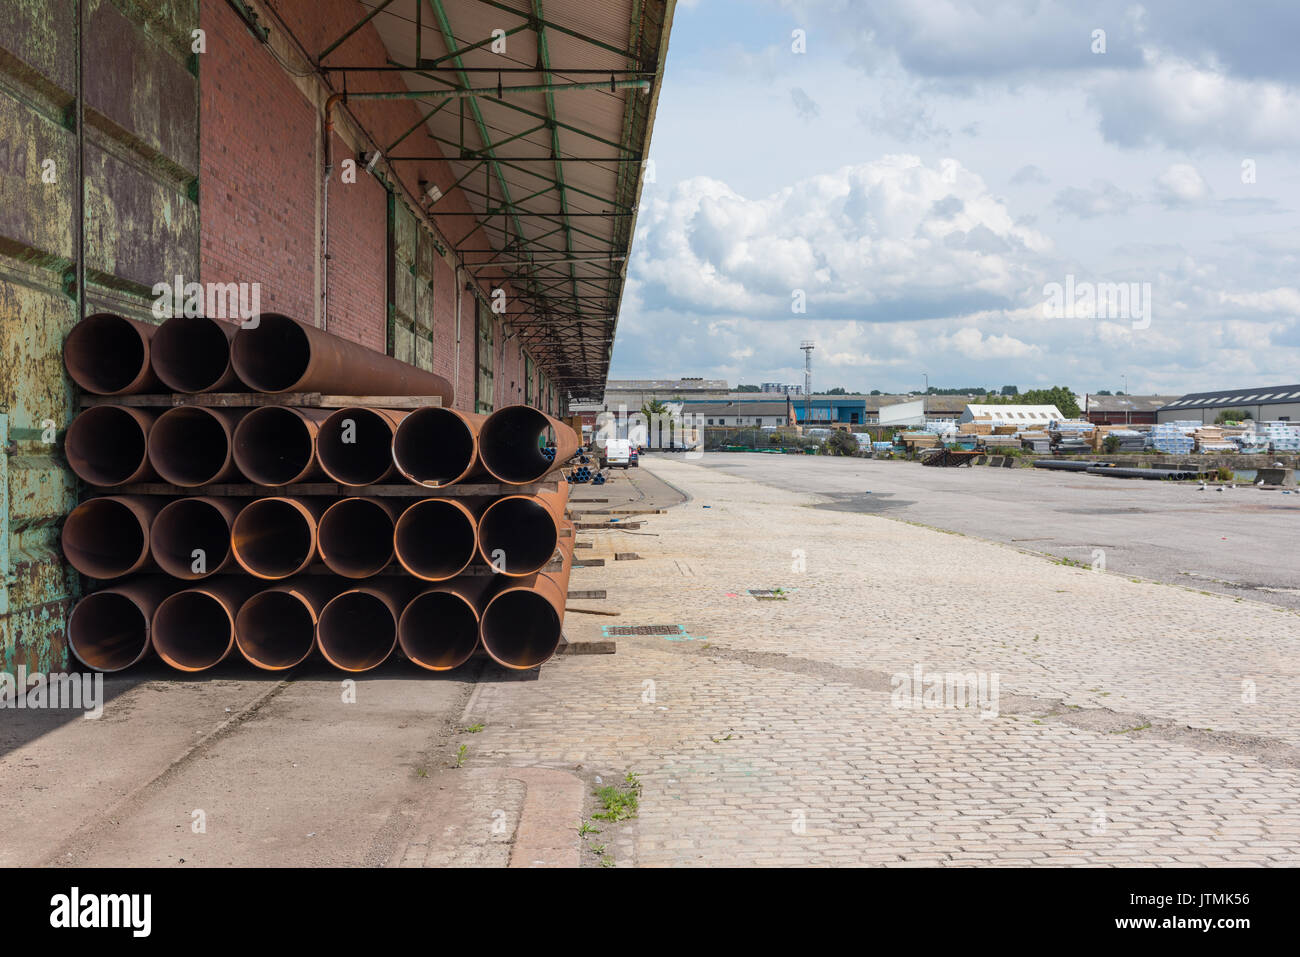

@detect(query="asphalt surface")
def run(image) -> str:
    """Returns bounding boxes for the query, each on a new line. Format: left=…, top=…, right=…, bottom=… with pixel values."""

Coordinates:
left=674, top=451, right=1300, bottom=610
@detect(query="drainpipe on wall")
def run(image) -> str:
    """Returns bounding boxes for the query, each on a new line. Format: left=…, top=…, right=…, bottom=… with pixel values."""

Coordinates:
left=322, top=92, right=346, bottom=332
left=454, top=265, right=463, bottom=406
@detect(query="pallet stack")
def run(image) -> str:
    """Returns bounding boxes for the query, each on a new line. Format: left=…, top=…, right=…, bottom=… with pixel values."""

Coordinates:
left=59, top=312, right=579, bottom=674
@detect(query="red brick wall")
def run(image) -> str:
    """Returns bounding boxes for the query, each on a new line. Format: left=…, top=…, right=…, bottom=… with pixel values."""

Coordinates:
left=198, top=0, right=546, bottom=409
left=199, top=0, right=315, bottom=322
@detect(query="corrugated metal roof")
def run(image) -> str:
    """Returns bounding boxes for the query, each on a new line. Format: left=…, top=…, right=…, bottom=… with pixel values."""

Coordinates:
left=347, top=0, right=674, bottom=399
left=1158, top=386, right=1300, bottom=411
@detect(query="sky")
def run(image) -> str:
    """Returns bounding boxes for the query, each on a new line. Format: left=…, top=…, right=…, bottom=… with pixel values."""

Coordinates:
left=606, top=0, right=1300, bottom=395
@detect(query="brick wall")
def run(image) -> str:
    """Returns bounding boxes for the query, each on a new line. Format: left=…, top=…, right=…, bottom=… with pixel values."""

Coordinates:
left=198, top=0, right=547, bottom=411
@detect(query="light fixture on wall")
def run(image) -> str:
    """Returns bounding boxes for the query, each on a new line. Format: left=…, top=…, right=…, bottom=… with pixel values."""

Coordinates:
left=419, top=179, right=443, bottom=205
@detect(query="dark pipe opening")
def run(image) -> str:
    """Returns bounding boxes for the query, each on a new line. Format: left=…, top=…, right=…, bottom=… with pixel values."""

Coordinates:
left=66, top=407, right=149, bottom=485
left=317, top=409, right=394, bottom=486
left=233, top=407, right=314, bottom=485
left=236, top=591, right=315, bottom=670
left=67, top=592, right=149, bottom=671
left=152, top=316, right=233, bottom=392
left=319, top=499, right=394, bottom=577
left=399, top=591, right=478, bottom=670
left=229, top=314, right=310, bottom=392
left=149, top=408, right=231, bottom=486
left=62, top=499, right=148, bottom=578
left=392, top=408, right=474, bottom=484
left=477, top=498, right=557, bottom=575
left=232, top=500, right=314, bottom=578
left=394, top=500, right=476, bottom=579
left=64, top=315, right=147, bottom=394
left=153, top=592, right=233, bottom=671
left=481, top=590, right=561, bottom=669
left=318, top=592, right=396, bottom=671
left=480, top=406, right=555, bottom=484
left=152, top=499, right=232, bottom=579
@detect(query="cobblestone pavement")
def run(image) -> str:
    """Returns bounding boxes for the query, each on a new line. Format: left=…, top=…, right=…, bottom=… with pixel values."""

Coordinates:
left=466, top=458, right=1300, bottom=866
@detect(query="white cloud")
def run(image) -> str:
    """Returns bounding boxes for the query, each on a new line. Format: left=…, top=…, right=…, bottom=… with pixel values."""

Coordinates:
left=1153, top=163, right=1211, bottom=207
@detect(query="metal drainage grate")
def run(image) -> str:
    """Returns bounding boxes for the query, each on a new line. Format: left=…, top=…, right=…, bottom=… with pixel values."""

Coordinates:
left=748, top=589, right=788, bottom=600
left=604, top=625, right=684, bottom=636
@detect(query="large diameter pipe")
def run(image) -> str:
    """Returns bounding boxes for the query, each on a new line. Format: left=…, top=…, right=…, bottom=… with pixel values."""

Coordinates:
left=479, top=405, right=579, bottom=484
left=65, top=405, right=156, bottom=485
left=235, top=578, right=339, bottom=671
left=63, top=313, right=160, bottom=395
left=231, top=497, right=323, bottom=579
left=229, top=312, right=454, bottom=402
left=317, top=581, right=410, bottom=672
left=391, top=407, right=488, bottom=487
left=317, top=497, right=397, bottom=578
left=66, top=577, right=177, bottom=672
left=232, top=406, right=329, bottom=486
left=147, top=406, right=245, bottom=486
left=150, top=496, right=241, bottom=579
left=61, top=495, right=164, bottom=579
left=151, top=315, right=244, bottom=393
left=316, top=407, right=406, bottom=486
left=151, top=577, right=261, bottom=672
left=398, top=579, right=490, bottom=672
left=476, top=484, right=571, bottom=577
left=479, top=546, right=574, bottom=670
left=393, top=497, right=478, bottom=581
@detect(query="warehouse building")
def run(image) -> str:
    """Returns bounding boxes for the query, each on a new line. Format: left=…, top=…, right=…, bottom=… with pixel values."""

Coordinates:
left=1157, top=386, right=1300, bottom=424
left=0, top=0, right=673, bottom=669
left=685, top=400, right=794, bottom=428
left=1083, top=394, right=1179, bottom=425
left=600, top=377, right=730, bottom=409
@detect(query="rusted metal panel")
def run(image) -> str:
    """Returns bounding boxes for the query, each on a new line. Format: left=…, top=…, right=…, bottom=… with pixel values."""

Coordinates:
left=0, top=0, right=199, bottom=670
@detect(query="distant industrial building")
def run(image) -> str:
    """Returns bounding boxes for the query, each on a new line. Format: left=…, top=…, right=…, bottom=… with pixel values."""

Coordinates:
left=599, top=378, right=731, bottom=410
left=760, top=382, right=803, bottom=395
left=685, top=400, right=795, bottom=428
left=1157, top=386, right=1300, bottom=423
left=1083, top=395, right=1180, bottom=425
left=959, top=404, right=1063, bottom=426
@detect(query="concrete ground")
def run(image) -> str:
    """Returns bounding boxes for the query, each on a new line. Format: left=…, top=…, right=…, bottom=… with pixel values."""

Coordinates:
left=690, top=451, right=1300, bottom=609
left=3, top=457, right=1298, bottom=866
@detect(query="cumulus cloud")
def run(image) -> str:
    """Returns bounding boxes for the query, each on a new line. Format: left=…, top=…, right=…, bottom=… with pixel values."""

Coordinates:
left=1010, top=165, right=1050, bottom=186
left=631, top=156, right=1051, bottom=323
left=1152, top=164, right=1211, bottom=208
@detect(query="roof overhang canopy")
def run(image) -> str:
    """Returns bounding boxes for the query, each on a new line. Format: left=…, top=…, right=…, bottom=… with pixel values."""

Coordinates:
left=323, top=0, right=675, bottom=400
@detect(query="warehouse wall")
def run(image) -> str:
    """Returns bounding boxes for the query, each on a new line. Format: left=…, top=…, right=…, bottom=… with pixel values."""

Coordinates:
left=0, top=0, right=200, bottom=671
left=199, top=0, right=544, bottom=414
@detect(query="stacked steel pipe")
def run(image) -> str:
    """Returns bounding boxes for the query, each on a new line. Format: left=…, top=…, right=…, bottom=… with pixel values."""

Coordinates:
left=62, top=312, right=577, bottom=675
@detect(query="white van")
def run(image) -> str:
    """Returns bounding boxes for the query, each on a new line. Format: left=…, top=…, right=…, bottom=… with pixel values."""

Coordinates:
left=602, top=438, right=632, bottom=469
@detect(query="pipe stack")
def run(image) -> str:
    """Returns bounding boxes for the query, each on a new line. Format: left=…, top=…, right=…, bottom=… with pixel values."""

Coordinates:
left=62, top=312, right=578, bottom=675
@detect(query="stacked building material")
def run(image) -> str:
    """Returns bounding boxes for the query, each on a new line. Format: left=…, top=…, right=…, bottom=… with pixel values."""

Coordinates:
left=1149, top=421, right=1198, bottom=454
left=61, top=313, right=577, bottom=675
left=1192, top=425, right=1236, bottom=453
left=1260, top=421, right=1300, bottom=451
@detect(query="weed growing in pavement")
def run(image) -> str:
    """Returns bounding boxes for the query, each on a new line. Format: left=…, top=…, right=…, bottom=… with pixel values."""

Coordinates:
left=463, top=723, right=484, bottom=733
left=593, top=777, right=640, bottom=821
left=577, top=821, right=601, bottom=837
left=454, top=744, right=467, bottom=768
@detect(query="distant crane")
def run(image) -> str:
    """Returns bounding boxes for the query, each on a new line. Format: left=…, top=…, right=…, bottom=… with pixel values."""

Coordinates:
left=800, top=340, right=815, bottom=427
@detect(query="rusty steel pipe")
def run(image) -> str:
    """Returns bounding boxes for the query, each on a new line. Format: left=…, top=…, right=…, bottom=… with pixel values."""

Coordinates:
left=235, top=578, right=339, bottom=671
left=64, top=313, right=160, bottom=395
left=231, top=497, right=323, bottom=579
left=391, top=407, right=488, bottom=487
left=479, top=405, right=579, bottom=484
left=151, top=577, right=261, bottom=672
left=232, top=406, right=329, bottom=486
left=317, top=497, right=397, bottom=578
left=393, top=497, right=478, bottom=581
left=479, top=544, right=573, bottom=670
left=317, top=580, right=411, bottom=672
left=150, top=496, right=241, bottom=579
left=61, top=495, right=164, bottom=579
left=229, top=312, right=454, bottom=401
left=316, top=407, right=406, bottom=486
left=398, top=579, right=491, bottom=672
left=66, top=577, right=177, bottom=672
left=147, top=406, right=246, bottom=487
left=65, top=405, right=156, bottom=486
left=476, top=484, right=571, bottom=577
left=151, top=315, right=244, bottom=393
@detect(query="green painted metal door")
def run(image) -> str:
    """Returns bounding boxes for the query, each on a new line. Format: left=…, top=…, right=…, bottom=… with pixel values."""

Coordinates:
left=474, top=300, right=494, bottom=414
left=387, top=193, right=435, bottom=370
left=0, top=0, right=199, bottom=670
